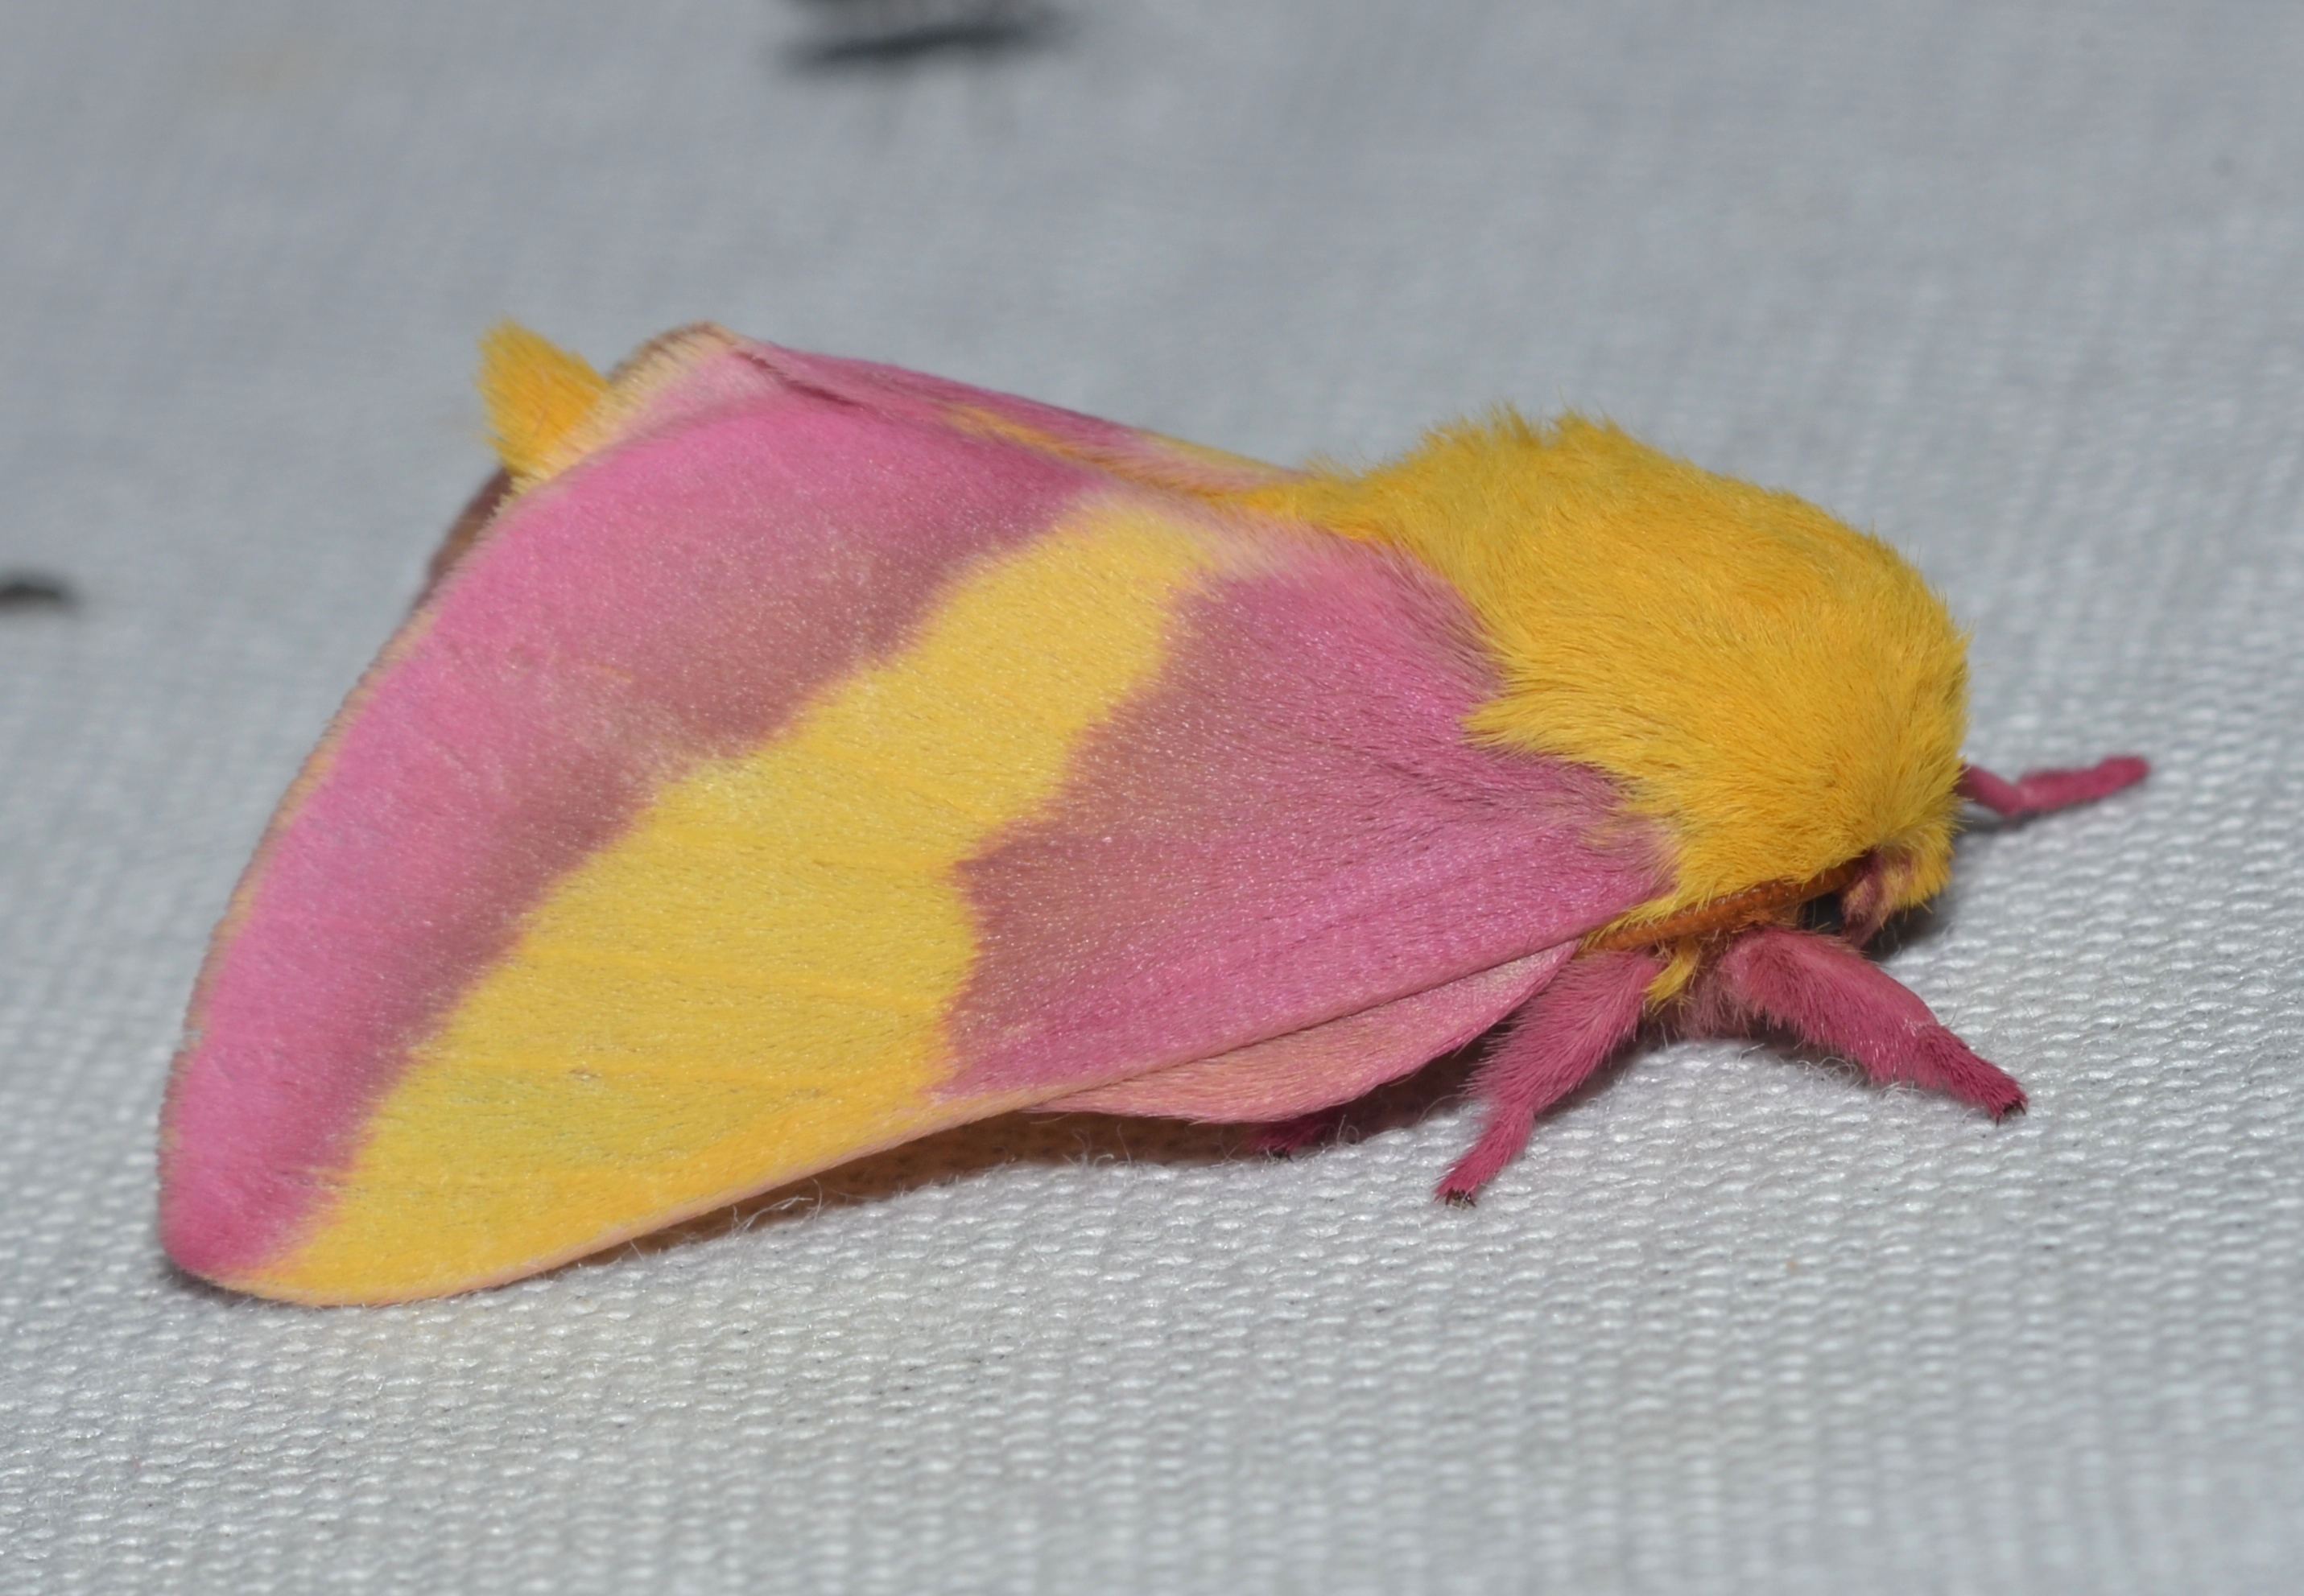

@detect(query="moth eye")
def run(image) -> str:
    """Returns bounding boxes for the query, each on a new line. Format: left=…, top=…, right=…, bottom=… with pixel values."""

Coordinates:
left=1797, top=891, right=1846, bottom=937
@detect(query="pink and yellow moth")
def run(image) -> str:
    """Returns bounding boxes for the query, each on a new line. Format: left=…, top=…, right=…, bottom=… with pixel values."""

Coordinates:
left=157, top=324, right=2148, bottom=1304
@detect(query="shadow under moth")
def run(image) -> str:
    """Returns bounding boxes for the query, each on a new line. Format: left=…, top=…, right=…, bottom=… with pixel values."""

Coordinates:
left=159, top=324, right=2146, bottom=1303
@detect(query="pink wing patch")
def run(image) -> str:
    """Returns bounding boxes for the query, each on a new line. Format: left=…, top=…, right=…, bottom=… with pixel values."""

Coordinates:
left=945, top=533, right=1668, bottom=1100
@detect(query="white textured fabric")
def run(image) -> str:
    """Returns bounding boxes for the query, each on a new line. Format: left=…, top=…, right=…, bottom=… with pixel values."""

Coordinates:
left=2, top=2, right=2299, bottom=1590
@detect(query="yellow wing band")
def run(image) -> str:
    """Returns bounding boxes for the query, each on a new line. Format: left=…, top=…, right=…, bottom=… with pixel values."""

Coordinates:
left=261, top=500, right=1219, bottom=1302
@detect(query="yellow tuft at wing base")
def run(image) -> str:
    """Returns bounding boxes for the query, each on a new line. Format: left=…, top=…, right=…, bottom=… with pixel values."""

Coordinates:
left=477, top=321, right=611, bottom=484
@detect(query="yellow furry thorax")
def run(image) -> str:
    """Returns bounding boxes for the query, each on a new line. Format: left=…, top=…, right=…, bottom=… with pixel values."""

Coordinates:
left=1226, top=414, right=1971, bottom=975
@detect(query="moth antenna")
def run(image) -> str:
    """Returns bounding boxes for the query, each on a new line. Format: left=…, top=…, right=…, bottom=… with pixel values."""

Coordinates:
left=1436, top=950, right=1658, bottom=1202
left=1703, top=926, right=2024, bottom=1116
left=1834, top=853, right=1897, bottom=946
left=1959, top=755, right=2148, bottom=819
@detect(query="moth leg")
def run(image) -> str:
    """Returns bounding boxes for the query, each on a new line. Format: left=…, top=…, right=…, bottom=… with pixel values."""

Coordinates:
left=1436, top=950, right=1659, bottom=1203
left=1958, top=755, right=2147, bottom=819
left=1707, top=926, right=2025, bottom=1116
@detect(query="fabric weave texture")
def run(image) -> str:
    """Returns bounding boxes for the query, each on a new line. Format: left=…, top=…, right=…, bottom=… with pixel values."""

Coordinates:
left=1, top=1, right=2298, bottom=1590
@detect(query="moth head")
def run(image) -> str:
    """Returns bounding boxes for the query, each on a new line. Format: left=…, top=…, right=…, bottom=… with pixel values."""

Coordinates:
left=1584, top=840, right=1945, bottom=1000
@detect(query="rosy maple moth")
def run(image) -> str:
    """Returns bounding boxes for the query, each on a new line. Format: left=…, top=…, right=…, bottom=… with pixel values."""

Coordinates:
left=157, top=324, right=2148, bottom=1305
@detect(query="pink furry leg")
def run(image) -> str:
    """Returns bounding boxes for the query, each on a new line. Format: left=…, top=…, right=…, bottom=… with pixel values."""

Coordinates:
left=1436, top=950, right=1658, bottom=1202
left=1706, top=926, right=2025, bottom=1117
left=1959, top=755, right=2147, bottom=818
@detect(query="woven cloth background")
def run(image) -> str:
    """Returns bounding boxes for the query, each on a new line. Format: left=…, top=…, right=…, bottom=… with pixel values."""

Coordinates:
left=2, top=2, right=2299, bottom=1591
